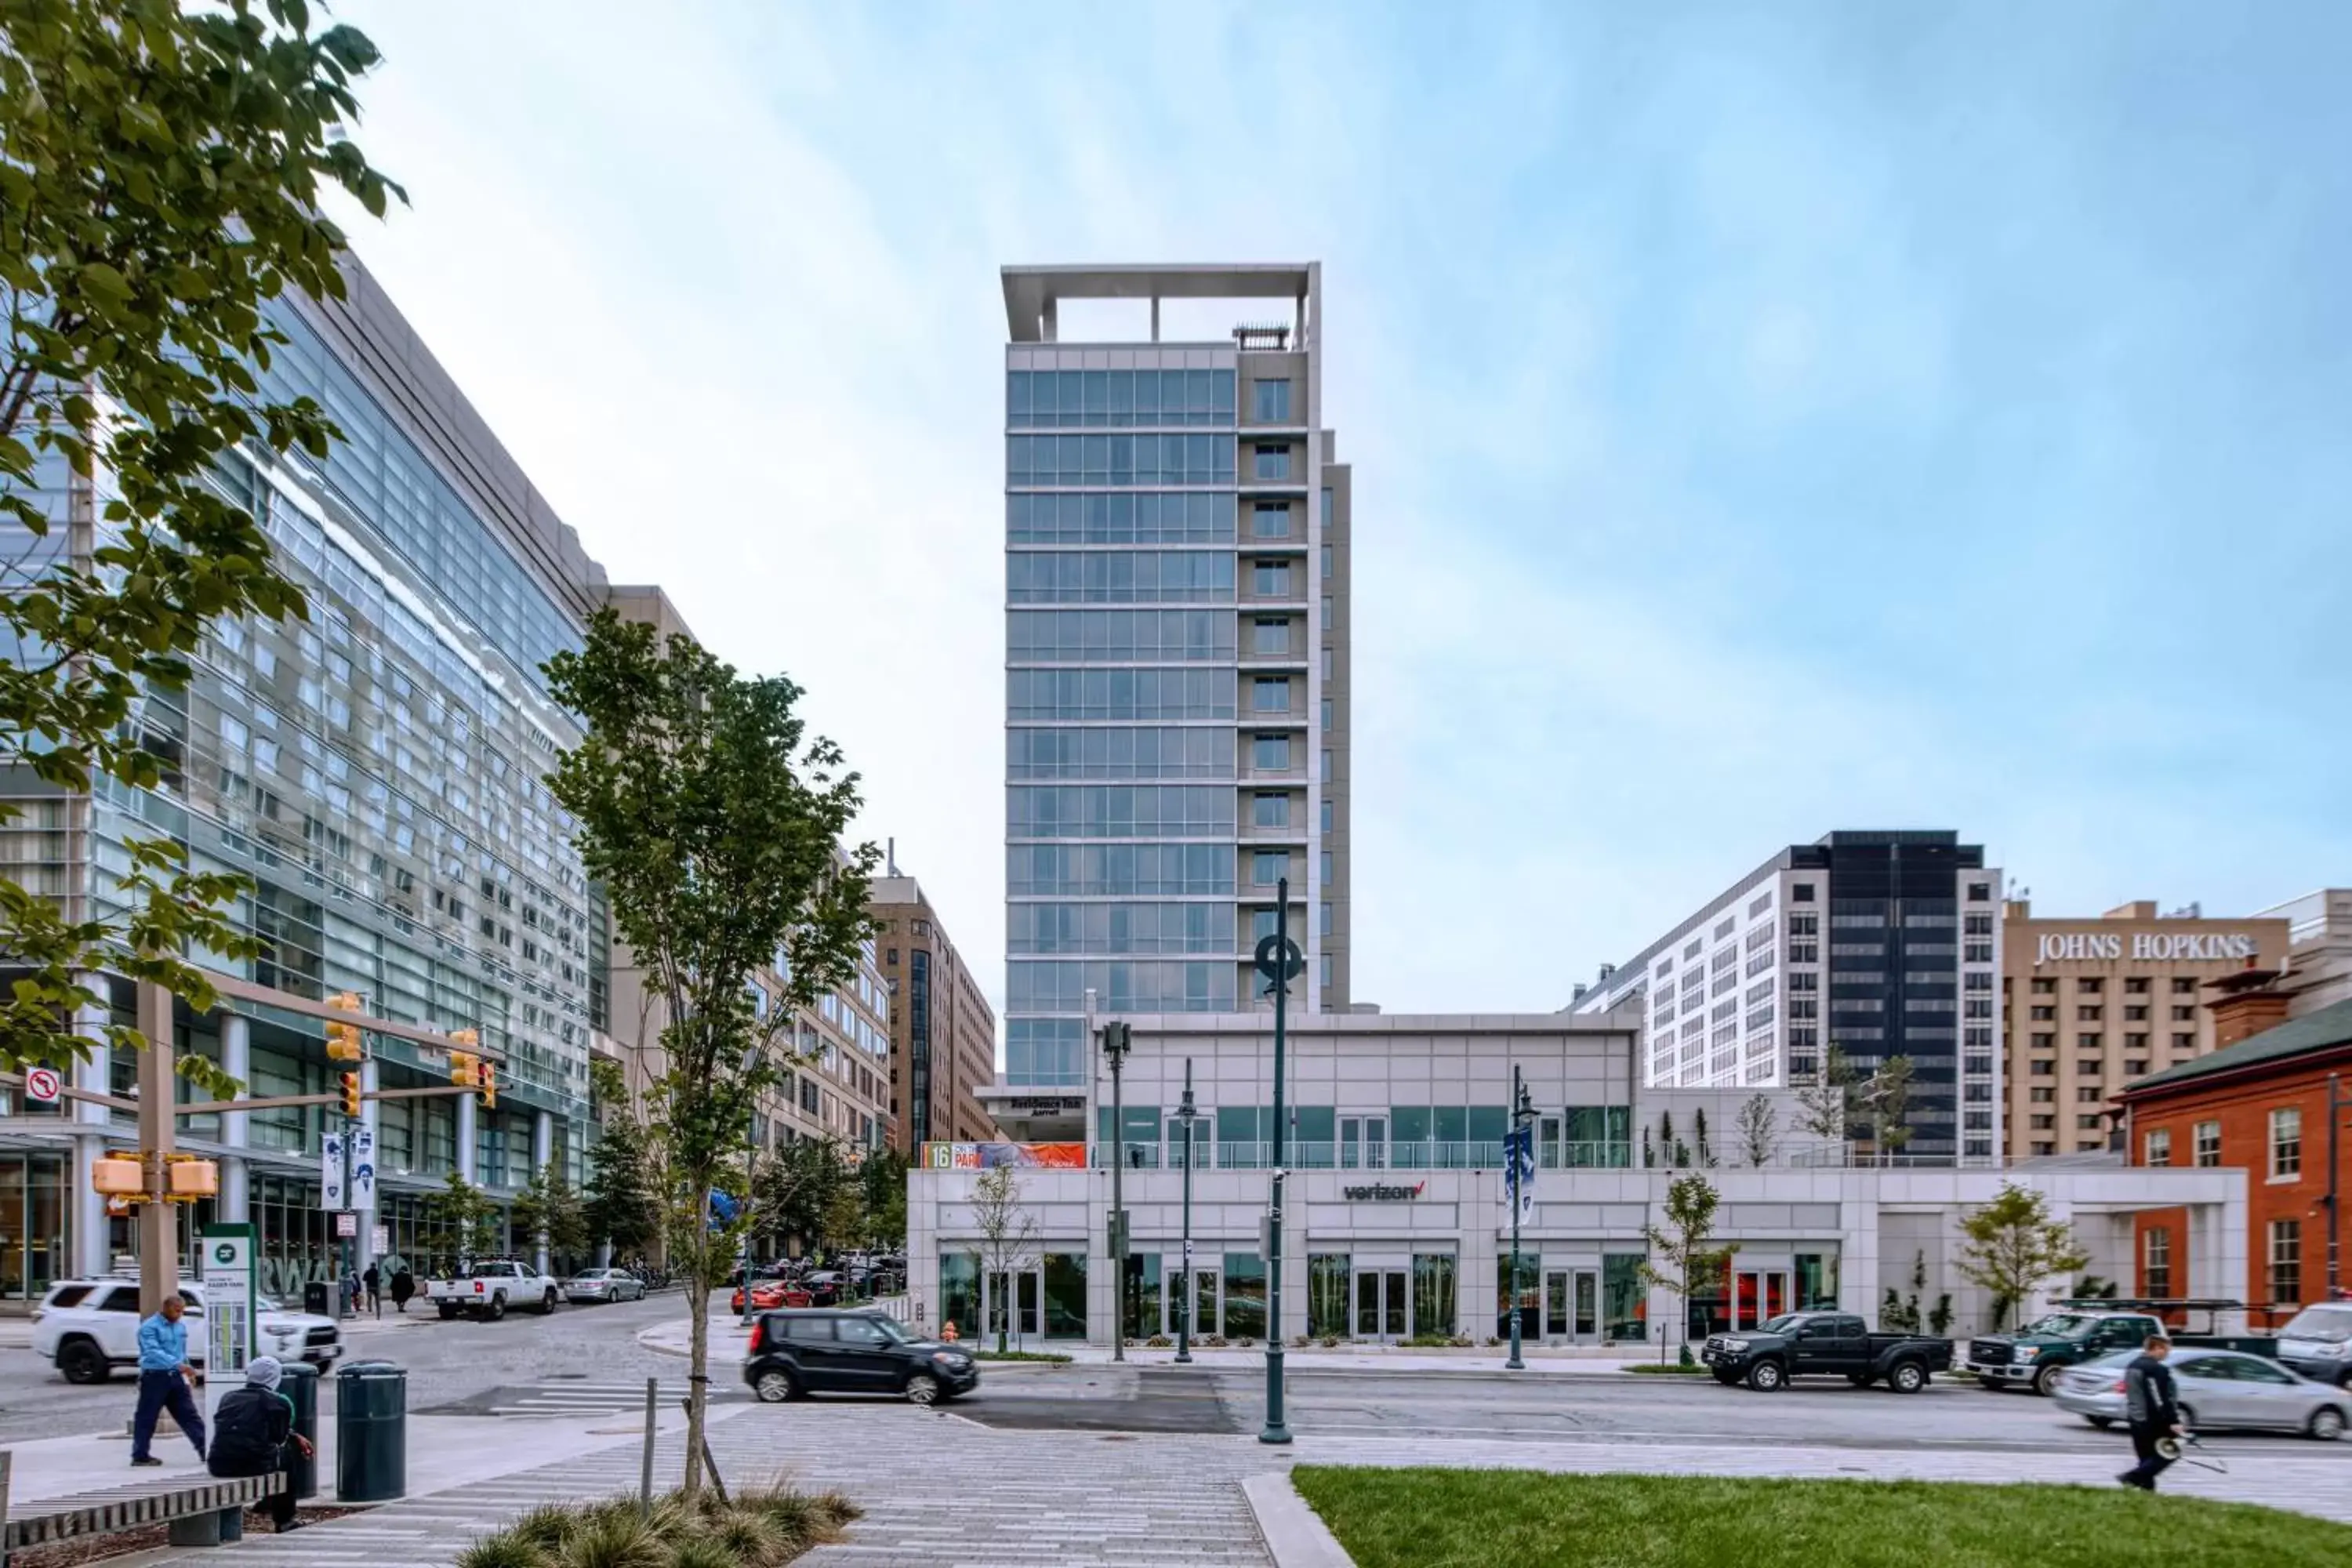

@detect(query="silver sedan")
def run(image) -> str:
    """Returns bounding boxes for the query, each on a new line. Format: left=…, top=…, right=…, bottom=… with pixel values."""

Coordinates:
left=2053, top=1348, right=2349, bottom=1441
left=564, top=1268, right=647, bottom=1305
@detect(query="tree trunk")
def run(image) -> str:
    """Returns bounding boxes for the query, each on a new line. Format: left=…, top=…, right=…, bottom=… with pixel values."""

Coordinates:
left=682, top=1242, right=710, bottom=1500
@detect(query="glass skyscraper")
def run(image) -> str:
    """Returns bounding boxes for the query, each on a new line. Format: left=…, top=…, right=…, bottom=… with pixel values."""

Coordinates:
left=999, top=265, right=1353, bottom=1098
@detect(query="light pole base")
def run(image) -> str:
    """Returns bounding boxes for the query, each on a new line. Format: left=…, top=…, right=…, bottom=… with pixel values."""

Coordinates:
left=1258, top=1425, right=1294, bottom=1445
left=1259, top=1343, right=1290, bottom=1443
left=1173, top=1349, right=1192, bottom=1364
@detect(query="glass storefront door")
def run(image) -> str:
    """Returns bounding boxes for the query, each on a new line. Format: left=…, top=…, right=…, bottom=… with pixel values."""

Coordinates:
left=1354, top=1268, right=1406, bottom=1341
left=1541, top=1269, right=1602, bottom=1342
left=1734, top=1269, right=1789, bottom=1330
left=0, top=1153, right=66, bottom=1301
left=985, top=1268, right=1044, bottom=1345
left=1307, top=1253, right=1350, bottom=1339
left=1180, top=1266, right=1220, bottom=1340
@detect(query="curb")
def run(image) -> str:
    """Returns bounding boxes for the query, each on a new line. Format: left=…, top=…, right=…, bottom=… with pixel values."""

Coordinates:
left=1243, top=1473, right=1353, bottom=1568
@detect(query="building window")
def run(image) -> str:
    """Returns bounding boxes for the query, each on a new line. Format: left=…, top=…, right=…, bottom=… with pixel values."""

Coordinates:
left=2078, top=978, right=2104, bottom=994
left=2270, top=1107, right=2302, bottom=1178
left=1792, top=884, right=1815, bottom=902
left=2172, top=1033, right=2195, bottom=1051
left=1251, top=909, right=1280, bottom=943
left=1319, top=901, right=1333, bottom=936
left=1321, top=697, right=1333, bottom=731
left=1320, top=543, right=1332, bottom=580
left=2075, top=1086, right=2102, bottom=1103
left=2078, top=1006, right=2103, bottom=1021
left=2270, top=1219, right=2302, bottom=1308
left=2077, top=1033, right=2103, bottom=1049
left=1252, top=379, right=1292, bottom=423
left=2031, top=1033, right=2055, bottom=1050
left=1321, top=594, right=1332, bottom=631
left=2172, top=1006, right=2196, bottom=1022
left=2030, top=1061, right=2056, bottom=1077
left=1254, top=561, right=1292, bottom=597
left=1320, top=797, right=1333, bottom=833
left=2143, top=1127, right=2170, bottom=1167
left=1253, top=793, right=1288, bottom=827
left=1321, top=748, right=1331, bottom=781
left=1253, top=677, right=1290, bottom=713
left=2193, top=1120, right=2221, bottom=1167
left=1254, top=619, right=1290, bottom=655
left=1253, top=850, right=1286, bottom=887
left=1253, top=503, right=1288, bottom=537
left=2172, top=978, right=2197, bottom=995
left=1254, top=445, right=1291, bottom=480
left=2031, top=1007, right=2056, bottom=1022
left=2143, top=1227, right=2172, bottom=1299
left=1254, top=734, right=1290, bottom=771
left=1319, top=953, right=1332, bottom=989
left=2031, top=978, right=2057, bottom=994
left=1968, top=882, right=1990, bottom=901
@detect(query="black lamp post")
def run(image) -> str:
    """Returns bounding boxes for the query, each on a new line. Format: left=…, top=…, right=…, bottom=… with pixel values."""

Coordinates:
left=1175, top=1057, right=1198, bottom=1364
left=1258, top=877, right=1301, bottom=1446
left=1102, top=1020, right=1131, bottom=1363
left=1507, top=1066, right=1535, bottom=1370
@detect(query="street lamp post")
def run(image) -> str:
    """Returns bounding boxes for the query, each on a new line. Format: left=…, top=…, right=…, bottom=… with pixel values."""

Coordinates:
left=1258, top=878, right=1301, bottom=1446
left=1175, top=1057, right=1198, bottom=1364
left=1507, top=1065, right=1535, bottom=1371
left=1102, top=1020, right=1131, bottom=1363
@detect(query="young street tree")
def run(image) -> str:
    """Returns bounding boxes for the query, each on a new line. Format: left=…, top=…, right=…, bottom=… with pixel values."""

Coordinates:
left=859, top=1146, right=909, bottom=1251
left=1860, top=1055, right=1916, bottom=1164
left=584, top=1058, right=659, bottom=1263
left=971, top=1163, right=1040, bottom=1353
left=1957, top=1181, right=2091, bottom=1331
left=1736, top=1094, right=1780, bottom=1167
left=422, top=1171, right=501, bottom=1267
left=543, top=609, right=873, bottom=1500
left=1794, top=1045, right=1857, bottom=1145
left=753, top=1134, right=851, bottom=1259
left=1641, top=1173, right=1737, bottom=1352
left=0, top=0, right=402, bottom=1091
left=510, top=1160, right=589, bottom=1272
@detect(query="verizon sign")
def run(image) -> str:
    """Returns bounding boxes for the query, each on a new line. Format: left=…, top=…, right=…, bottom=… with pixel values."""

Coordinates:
left=2036, top=932, right=2260, bottom=964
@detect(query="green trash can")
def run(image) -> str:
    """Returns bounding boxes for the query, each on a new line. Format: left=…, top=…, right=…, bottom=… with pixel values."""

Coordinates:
left=279, top=1361, right=321, bottom=1501
left=334, top=1360, right=407, bottom=1502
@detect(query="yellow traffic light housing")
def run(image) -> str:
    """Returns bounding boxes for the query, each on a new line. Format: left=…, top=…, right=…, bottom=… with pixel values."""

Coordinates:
left=479, top=1059, right=498, bottom=1110
left=325, top=991, right=365, bottom=1061
left=449, top=1050, right=478, bottom=1090
left=339, top=1070, right=362, bottom=1119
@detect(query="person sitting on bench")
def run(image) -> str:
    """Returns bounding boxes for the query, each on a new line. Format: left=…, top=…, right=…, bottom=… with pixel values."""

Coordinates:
left=207, top=1357, right=312, bottom=1533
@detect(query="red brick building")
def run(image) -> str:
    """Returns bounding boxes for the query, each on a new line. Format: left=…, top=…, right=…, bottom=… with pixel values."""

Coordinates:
left=2117, top=985, right=2352, bottom=1323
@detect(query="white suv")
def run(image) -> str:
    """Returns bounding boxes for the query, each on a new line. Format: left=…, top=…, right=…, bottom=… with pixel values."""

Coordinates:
left=29, top=1279, right=343, bottom=1385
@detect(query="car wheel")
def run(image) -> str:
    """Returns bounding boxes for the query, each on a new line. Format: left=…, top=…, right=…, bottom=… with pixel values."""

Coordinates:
left=1746, top=1360, right=1785, bottom=1392
left=905, top=1372, right=941, bottom=1406
left=2031, top=1363, right=2062, bottom=1398
left=2086, top=1416, right=2114, bottom=1429
left=1887, top=1361, right=1928, bottom=1395
left=540, top=1288, right=558, bottom=1315
left=2308, top=1406, right=2347, bottom=1443
left=753, top=1370, right=798, bottom=1404
left=485, top=1293, right=507, bottom=1323
left=57, top=1338, right=108, bottom=1385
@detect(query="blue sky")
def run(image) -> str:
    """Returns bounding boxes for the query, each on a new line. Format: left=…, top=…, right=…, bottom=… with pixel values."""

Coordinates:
left=330, top=1, right=2351, bottom=1018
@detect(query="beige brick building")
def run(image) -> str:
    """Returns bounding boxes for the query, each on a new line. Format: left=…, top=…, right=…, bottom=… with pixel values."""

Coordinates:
left=871, top=873, right=999, bottom=1150
left=2002, top=899, right=2290, bottom=1159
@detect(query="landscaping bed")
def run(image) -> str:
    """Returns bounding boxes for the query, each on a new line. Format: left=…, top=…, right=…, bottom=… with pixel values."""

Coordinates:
left=1287, top=1468, right=2352, bottom=1568
left=8, top=1505, right=368, bottom=1568
left=456, top=1482, right=857, bottom=1568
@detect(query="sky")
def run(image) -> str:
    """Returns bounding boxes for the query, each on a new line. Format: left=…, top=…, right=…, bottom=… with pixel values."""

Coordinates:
left=326, top=0, right=2352, bottom=1022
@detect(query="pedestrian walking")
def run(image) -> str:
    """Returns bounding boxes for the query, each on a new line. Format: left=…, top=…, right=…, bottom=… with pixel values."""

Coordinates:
left=361, top=1262, right=381, bottom=1319
left=390, top=1266, right=415, bottom=1314
left=208, top=1356, right=313, bottom=1533
left=2119, top=1332, right=2185, bottom=1491
left=129, top=1294, right=206, bottom=1467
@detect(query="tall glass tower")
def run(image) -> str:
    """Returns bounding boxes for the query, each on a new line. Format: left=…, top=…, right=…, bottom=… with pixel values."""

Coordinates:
left=999, top=265, right=1353, bottom=1105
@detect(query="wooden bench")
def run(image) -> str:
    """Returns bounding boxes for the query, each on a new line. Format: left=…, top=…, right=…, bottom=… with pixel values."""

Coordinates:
left=0, top=1461, right=284, bottom=1560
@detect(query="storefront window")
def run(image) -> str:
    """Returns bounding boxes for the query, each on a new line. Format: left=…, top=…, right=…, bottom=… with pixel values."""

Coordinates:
left=1603, top=1254, right=1645, bottom=1342
left=1123, top=1254, right=1161, bottom=1340
left=1042, top=1252, right=1087, bottom=1339
left=1307, top=1253, right=1350, bottom=1338
left=940, top=1250, right=979, bottom=1341
left=1223, top=1252, right=1267, bottom=1339
left=1686, top=1253, right=1730, bottom=1339
left=1497, top=1250, right=1539, bottom=1337
left=1411, top=1253, right=1457, bottom=1338
left=0, top=1153, right=67, bottom=1300
left=1795, top=1252, right=1838, bottom=1311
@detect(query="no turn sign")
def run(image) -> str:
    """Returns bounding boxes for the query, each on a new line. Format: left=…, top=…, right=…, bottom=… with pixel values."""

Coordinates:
left=24, top=1067, right=61, bottom=1104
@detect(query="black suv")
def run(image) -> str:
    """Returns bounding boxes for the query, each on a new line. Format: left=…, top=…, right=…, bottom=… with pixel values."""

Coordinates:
left=743, top=1309, right=979, bottom=1406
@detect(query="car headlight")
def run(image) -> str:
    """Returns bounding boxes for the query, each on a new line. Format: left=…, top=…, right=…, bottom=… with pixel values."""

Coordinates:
left=2015, top=1347, right=2039, bottom=1361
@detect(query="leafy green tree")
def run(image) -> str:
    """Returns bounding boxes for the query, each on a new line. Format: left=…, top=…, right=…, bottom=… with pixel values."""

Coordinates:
left=1957, top=1181, right=2091, bottom=1330
left=1794, top=1046, right=1858, bottom=1145
left=422, top=1171, right=500, bottom=1265
left=510, top=1160, right=589, bottom=1269
left=543, top=609, right=874, bottom=1501
left=586, top=1111, right=661, bottom=1261
left=0, top=0, right=401, bottom=1093
left=859, top=1146, right=909, bottom=1250
left=753, top=1134, right=849, bottom=1256
left=1640, top=1173, right=1737, bottom=1346
left=1861, top=1054, right=1916, bottom=1163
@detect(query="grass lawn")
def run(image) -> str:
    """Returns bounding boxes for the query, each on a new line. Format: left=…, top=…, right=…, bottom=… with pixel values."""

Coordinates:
left=1621, top=1363, right=1711, bottom=1375
left=1288, top=1468, right=2352, bottom=1568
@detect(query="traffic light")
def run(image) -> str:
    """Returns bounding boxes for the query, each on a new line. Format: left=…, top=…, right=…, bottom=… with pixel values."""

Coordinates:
left=478, top=1058, right=497, bottom=1110
left=448, top=1050, right=478, bottom=1091
left=325, top=991, right=365, bottom=1061
left=339, top=1070, right=362, bottom=1119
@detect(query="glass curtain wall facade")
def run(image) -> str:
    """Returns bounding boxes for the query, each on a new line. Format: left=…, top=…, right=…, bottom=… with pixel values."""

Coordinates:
left=1002, top=265, right=1351, bottom=1090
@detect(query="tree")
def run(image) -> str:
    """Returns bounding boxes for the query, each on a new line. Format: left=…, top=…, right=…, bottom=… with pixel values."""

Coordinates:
left=971, top=1163, right=1039, bottom=1354
left=1640, top=1173, right=1737, bottom=1348
left=544, top=608, right=873, bottom=1501
left=510, top=1160, right=589, bottom=1269
left=422, top=1171, right=500, bottom=1265
left=1794, top=1046, right=1857, bottom=1145
left=1957, top=1182, right=2091, bottom=1331
left=1692, top=1107, right=1715, bottom=1168
left=859, top=1147, right=909, bottom=1251
left=1860, top=1054, right=1915, bottom=1163
left=1735, top=1094, right=1779, bottom=1167
left=0, top=0, right=402, bottom=1094
left=753, top=1134, right=851, bottom=1258
left=585, top=1113, right=661, bottom=1261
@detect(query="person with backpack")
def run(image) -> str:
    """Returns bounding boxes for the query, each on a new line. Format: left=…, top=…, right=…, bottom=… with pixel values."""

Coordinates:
left=209, top=1356, right=312, bottom=1533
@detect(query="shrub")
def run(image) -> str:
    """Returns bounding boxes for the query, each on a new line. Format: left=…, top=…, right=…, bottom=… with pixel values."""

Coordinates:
left=1319, top=1334, right=1341, bottom=1348
left=457, top=1483, right=859, bottom=1568
left=458, top=1537, right=550, bottom=1568
left=1146, top=1334, right=1173, bottom=1348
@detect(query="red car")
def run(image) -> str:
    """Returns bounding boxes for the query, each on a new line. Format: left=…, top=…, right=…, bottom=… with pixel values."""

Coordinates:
left=730, top=1281, right=811, bottom=1314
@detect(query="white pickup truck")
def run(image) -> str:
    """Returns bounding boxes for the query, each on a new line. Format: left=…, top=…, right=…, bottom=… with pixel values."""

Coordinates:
left=426, top=1258, right=559, bottom=1320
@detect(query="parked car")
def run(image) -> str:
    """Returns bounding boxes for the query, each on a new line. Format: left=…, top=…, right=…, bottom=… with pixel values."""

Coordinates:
left=564, top=1267, right=647, bottom=1305
left=1967, top=1310, right=2273, bottom=1396
left=31, top=1279, right=342, bottom=1385
left=2277, top=1301, right=2352, bottom=1388
left=1700, top=1311, right=1953, bottom=1392
left=425, top=1259, right=560, bottom=1320
left=2053, top=1347, right=2349, bottom=1440
left=742, top=1308, right=978, bottom=1406
left=730, top=1279, right=812, bottom=1314
left=802, top=1271, right=845, bottom=1306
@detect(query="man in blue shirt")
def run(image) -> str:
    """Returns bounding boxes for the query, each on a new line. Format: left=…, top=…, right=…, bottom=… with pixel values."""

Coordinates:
left=130, top=1294, right=206, bottom=1467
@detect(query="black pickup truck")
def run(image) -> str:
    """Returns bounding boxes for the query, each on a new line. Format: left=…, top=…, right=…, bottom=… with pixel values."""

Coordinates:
left=1700, top=1311, right=1955, bottom=1392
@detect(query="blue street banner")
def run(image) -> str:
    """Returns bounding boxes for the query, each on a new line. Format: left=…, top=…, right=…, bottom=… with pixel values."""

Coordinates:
left=1503, top=1126, right=1536, bottom=1226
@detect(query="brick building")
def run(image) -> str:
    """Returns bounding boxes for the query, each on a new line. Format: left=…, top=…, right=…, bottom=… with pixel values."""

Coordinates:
left=871, top=872, right=999, bottom=1151
left=2117, top=983, right=2352, bottom=1323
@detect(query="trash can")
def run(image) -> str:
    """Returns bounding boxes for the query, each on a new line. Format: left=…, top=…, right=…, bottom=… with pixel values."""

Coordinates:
left=335, top=1360, right=407, bottom=1503
left=303, top=1281, right=332, bottom=1316
left=279, top=1361, right=321, bottom=1501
